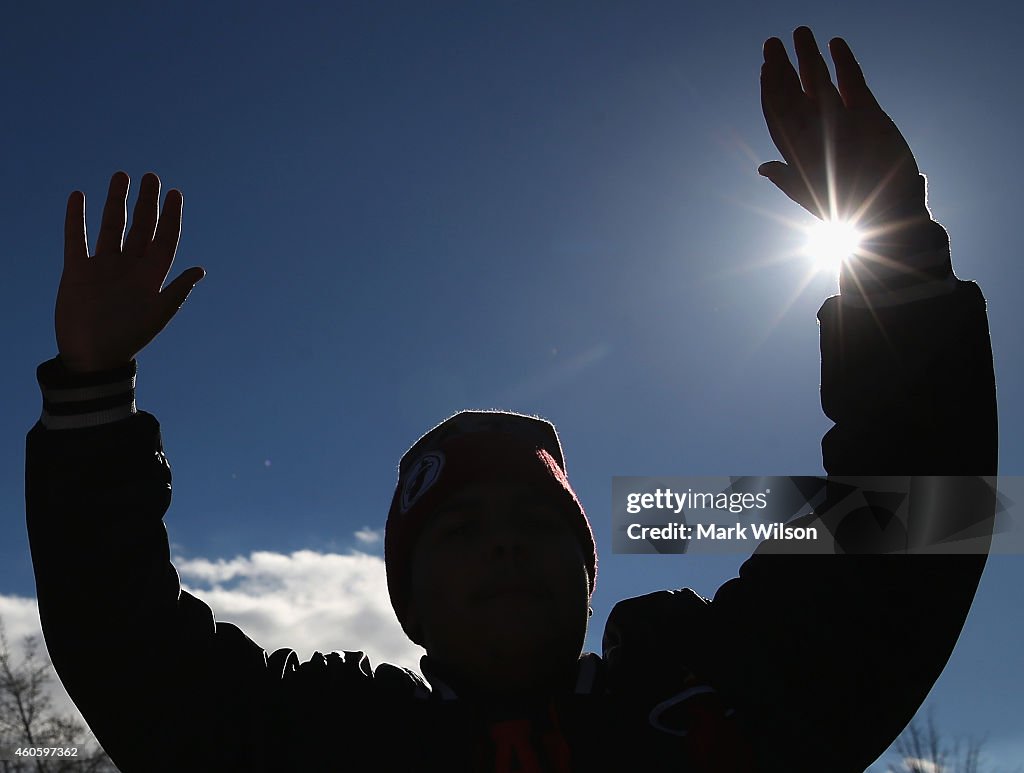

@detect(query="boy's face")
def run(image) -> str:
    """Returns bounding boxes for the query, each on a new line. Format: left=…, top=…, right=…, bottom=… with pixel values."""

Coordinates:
left=406, top=478, right=591, bottom=695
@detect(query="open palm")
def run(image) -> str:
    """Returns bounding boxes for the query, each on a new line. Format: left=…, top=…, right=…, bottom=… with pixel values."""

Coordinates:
left=758, top=28, right=929, bottom=228
left=55, top=171, right=205, bottom=374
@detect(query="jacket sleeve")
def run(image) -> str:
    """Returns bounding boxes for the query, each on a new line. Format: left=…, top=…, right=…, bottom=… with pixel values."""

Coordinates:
left=601, top=222, right=997, bottom=771
left=691, top=221, right=997, bottom=771
left=24, top=357, right=409, bottom=771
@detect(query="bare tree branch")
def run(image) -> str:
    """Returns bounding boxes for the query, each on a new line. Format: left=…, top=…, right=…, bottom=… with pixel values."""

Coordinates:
left=887, top=708, right=1022, bottom=773
left=0, top=617, right=118, bottom=772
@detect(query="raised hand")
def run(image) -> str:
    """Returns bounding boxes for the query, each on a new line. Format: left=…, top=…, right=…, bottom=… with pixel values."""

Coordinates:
left=759, top=28, right=952, bottom=293
left=758, top=27, right=928, bottom=227
left=56, top=171, right=205, bottom=374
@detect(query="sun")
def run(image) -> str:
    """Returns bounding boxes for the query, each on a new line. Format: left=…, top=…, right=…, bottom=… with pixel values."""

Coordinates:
left=802, top=219, right=863, bottom=273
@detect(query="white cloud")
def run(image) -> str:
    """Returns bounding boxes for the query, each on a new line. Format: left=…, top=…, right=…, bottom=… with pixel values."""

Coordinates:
left=354, top=527, right=383, bottom=545
left=1, top=537, right=425, bottom=748
left=899, top=758, right=944, bottom=773
left=174, top=546, right=424, bottom=673
left=0, top=594, right=41, bottom=647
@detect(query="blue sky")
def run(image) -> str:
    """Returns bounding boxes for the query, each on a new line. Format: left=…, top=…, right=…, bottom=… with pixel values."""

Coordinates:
left=2, top=1, right=1022, bottom=768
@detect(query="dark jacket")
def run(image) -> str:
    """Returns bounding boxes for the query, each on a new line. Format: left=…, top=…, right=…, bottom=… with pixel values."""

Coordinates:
left=25, top=253, right=996, bottom=771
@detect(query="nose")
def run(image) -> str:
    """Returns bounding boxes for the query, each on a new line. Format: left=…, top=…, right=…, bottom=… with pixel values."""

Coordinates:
left=481, top=510, right=532, bottom=559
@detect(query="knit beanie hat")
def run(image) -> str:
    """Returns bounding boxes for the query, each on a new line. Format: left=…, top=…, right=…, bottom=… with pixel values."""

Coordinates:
left=385, top=410, right=597, bottom=644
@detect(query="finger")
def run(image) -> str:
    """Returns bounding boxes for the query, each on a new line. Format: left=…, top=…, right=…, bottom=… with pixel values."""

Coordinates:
left=63, top=191, right=88, bottom=271
left=758, top=160, right=824, bottom=219
left=829, top=37, right=882, bottom=112
left=158, top=267, right=206, bottom=325
left=96, top=171, right=130, bottom=256
left=757, top=160, right=786, bottom=179
left=149, top=188, right=183, bottom=285
left=124, top=172, right=161, bottom=259
left=761, top=37, right=808, bottom=120
left=761, top=37, right=811, bottom=166
left=793, top=26, right=842, bottom=109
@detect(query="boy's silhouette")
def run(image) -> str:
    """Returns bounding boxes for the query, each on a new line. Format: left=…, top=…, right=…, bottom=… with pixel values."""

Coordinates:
left=25, top=28, right=996, bottom=772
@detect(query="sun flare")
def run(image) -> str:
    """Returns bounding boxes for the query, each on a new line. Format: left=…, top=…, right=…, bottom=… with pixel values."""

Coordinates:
left=803, top=219, right=863, bottom=273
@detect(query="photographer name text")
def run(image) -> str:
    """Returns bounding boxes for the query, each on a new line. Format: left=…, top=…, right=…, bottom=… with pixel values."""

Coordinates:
left=626, top=521, right=818, bottom=542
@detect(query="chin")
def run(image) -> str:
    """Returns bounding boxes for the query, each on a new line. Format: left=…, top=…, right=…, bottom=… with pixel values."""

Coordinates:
left=478, top=657, right=573, bottom=696
left=479, top=632, right=584, bottom=692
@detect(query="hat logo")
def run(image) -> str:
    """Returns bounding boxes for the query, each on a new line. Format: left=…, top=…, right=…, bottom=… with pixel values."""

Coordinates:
left=401, top=452, right=445, bottom=514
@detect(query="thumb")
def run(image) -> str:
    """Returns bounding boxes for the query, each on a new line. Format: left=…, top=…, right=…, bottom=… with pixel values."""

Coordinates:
left=161, top=267, right=206, bottom=317
left=758, top=161, right=822, bottom=218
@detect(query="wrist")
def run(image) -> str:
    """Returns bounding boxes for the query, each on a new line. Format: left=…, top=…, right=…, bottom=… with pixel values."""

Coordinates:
left=859, top=171, right=930, bottom=223
left=58, top=353, right=133, bottom=376
left=841, top=219, right=952, bottom=299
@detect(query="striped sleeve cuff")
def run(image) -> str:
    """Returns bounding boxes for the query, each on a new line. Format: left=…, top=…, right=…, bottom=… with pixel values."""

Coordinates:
left=36, top=357, right=137, bottom=430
